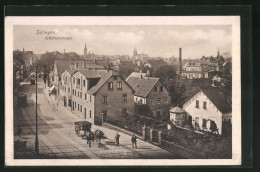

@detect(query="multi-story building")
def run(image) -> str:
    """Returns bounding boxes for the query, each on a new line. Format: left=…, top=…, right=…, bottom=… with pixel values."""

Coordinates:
left=60, top=69, right=76, bottom=110
left=60, top=69, right=135, bottom=125
left=181, top=87, right=232, bottom=135
left=182, top=61, right=219, bottom=79
left=53, top=60, right=107, bottom=97
left=126, top=72, right=171, bottom=119
left=87, top=70, right=135, bottom=125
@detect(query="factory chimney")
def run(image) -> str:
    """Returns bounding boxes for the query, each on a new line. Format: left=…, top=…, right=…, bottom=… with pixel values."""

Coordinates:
left=179, top=48, right=182, bottom=78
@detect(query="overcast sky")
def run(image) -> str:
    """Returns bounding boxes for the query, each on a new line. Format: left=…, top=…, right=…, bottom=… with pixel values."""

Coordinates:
left=14, top=25, right=232, bottom=59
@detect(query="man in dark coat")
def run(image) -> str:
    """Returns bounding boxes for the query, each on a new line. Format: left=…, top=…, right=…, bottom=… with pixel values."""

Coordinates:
left=115, top=132, right=120, bottom=146
left=131, top=134, right=137, bottom=149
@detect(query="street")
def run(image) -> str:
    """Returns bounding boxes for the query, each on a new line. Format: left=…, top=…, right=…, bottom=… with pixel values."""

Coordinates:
left=14, top=79, right=182, bottom=159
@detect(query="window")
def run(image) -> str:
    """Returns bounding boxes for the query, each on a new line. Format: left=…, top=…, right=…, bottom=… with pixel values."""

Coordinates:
left=203, top=102, right=207, bottom=109
left=85, top=93, right=87, bottom=100
left=140, top=99, right=143, bottom=105
left=78, top=91, right=79, bottom=97
left=80, top=92, right=82, bottom=98
left=150, top=99, right=153, bottom=105
left=103, top=96, right=107, bottom=103
left=157, top=98, right=161, bottom=105
left=195, top=117, right=199, bottom=125
left=77, top=79, right=80, bottom=85
left=154, top=86, right=157, bottom=92
left=90, top=95, right=92, bottom=102
left=83, top=80, right=86, bottom=87
left=202, top=119, right=207, bottom=128
left=113, top=76, right=118, bottom=80
left=117, top=81, right=122, bottom=90
left=123, top=94, right=127, bottom=102
left=64, top=86, right=66, bottom=92
left=68, top=87, right=70, bottom=93
left=108, top=82, right=113, bottom=90
left=80, top=105, right=82, bottom=112
left=73, top=77, right=75, bottom=84
left=196, top=100, right=199, bottom=108
left=78, top=104, right=79, bottom=111
left=160, top=86, right=163, bottom=91
left=89, top=110, right=92, bottom=118
left=65, top=76, right=67, bottom=82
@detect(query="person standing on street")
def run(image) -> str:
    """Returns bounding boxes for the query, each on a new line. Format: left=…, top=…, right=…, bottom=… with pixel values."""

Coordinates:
left=131, top=134, right=137, bottom=149
left=115, top=132, right=120, bottom=146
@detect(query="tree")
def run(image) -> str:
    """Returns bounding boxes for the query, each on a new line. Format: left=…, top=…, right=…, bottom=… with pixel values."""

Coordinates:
left=153, top=65, right=177, bottom=85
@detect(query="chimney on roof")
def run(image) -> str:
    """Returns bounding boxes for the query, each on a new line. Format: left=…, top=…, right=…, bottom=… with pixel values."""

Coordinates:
left=179, top=48, right=182, bottom=78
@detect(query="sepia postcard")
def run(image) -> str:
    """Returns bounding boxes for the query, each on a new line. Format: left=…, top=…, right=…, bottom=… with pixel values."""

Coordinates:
left=5, top=16, right=241, bottom=166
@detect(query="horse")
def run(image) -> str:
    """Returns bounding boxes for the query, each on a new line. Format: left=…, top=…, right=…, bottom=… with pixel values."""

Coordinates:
left=94, top=129, right=104, bottom=145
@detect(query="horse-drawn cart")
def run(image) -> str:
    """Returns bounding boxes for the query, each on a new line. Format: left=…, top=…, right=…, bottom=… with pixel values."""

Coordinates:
left=75, top=121, right=92, bottom=138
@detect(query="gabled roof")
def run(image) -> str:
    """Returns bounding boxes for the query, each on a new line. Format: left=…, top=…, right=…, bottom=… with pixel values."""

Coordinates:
left=125, top=72, right=149, bottom=81
left=126, top=77, right=160, bottom=97
left=74, top=69, right=106, bottom=79
left=145, top=60, right=168, bottom=68
left=64, top=69, right=77, bottom=75
left=170, top=106, right=186, bottom=113
left=87, top=70, right=135, bottom=95
left=55, top=60, right=71, bottom=76
left=182, top=87, right=232, bottom=114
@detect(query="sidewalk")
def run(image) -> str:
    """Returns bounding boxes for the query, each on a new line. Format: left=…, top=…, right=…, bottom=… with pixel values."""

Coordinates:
left=43, top=85, right=180, bottom=159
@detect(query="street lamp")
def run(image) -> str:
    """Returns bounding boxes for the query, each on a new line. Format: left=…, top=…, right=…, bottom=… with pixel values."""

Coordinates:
left=34, top=61, right=48, bottom=155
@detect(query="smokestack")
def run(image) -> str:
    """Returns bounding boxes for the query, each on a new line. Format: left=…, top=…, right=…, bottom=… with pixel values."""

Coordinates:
left=179, top=48, right=182, bottom=78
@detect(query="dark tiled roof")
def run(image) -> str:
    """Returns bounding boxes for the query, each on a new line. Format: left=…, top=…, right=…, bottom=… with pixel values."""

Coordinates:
left=182, top=87, right=232, bottom=114
left=126, top=77, right=159, bottom=97
left=76, top=69, right=107, bottom=79
left=87, top=70, right=131, bottom=94
left=146, top=60, right=168, bottom=68
left=55, top=60, right=71, bottom=76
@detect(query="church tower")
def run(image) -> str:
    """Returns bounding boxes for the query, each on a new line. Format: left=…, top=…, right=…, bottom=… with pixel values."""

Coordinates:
left=84, top=43, right=87, bottom=56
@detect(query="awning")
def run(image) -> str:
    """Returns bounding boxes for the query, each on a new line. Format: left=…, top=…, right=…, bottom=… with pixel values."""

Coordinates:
left=49, top=86, right=55, bottom=92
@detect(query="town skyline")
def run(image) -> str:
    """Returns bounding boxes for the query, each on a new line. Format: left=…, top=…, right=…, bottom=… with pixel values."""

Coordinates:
left=14, top=25, right=232, bottom=59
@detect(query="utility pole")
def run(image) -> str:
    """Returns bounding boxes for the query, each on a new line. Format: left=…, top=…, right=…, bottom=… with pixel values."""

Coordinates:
left=35, top=65, right=39, bottom=155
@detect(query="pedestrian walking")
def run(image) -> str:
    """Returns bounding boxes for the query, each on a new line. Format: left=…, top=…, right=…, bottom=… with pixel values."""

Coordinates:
left=91, top=132, right=95, bottom=142
left=131, top=134, right=137, bottom=149
left=86, top=132, right=91, bottom=147
left=115, top=132, right=120, bottom=146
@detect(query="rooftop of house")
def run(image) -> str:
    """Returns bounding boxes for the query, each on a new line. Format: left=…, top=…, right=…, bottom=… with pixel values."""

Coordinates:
left=64, top=69, right=76, bottom=75
left=182, top=87, right=232, bottom=114
left=87, top=70, right=134, bottom=95
left=125, top=72, right=149, bottom=81
left=145, top=59, right=168, bottom=68
left=126, top=76, right=160, bottom=98
left=75, top=69, right=107, bottom=79
left=170, top=106, right=186, bottom=113
left=55, top=60, right=71, bottom=76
